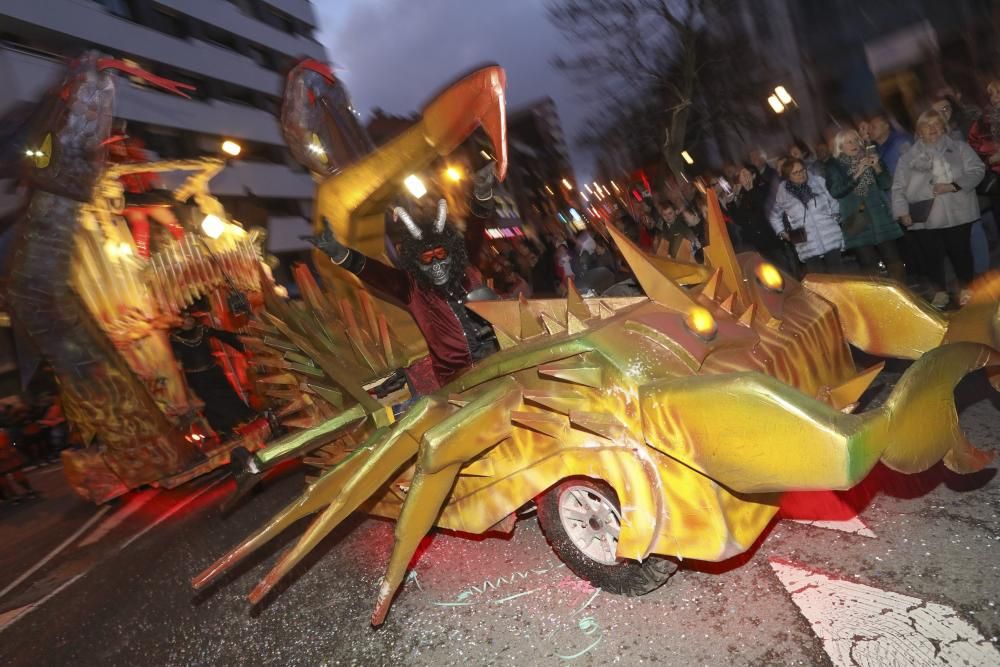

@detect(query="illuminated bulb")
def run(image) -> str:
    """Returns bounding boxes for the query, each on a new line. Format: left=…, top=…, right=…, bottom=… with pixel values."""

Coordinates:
left=24, top=149, right=34, bottom=157
left=221, top=140, right=242, bottom=157
left=774, top=86, right=793, bottom=105
left=768, top=95, right=785, bottom=114
left=201, top=214, right=225, bottom=239
left=404, top=174, right=427, bottom=198
left=444, top=166, right=463, bottom=182
left=681, top=151, right=694, bottom=165
left=545, top=185, right=554, bottom=195
left=755, top=262, right=784, bottom=292
left=561, top=178, right=573, bottom=190
left=118, top=243, right=132, bottom=256
left=611, top=181, right=620, bottom=192
left=685, top=306, right=718, bottom=340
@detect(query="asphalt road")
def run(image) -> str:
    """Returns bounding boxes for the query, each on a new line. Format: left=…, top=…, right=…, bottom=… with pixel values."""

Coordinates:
left=0, top=369, right=998, bottom=666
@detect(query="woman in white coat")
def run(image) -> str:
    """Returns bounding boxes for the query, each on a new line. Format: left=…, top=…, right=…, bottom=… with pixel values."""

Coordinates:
left=769, top=158, right=845, bottom=273
left=892, top=110, right=985, bottom=307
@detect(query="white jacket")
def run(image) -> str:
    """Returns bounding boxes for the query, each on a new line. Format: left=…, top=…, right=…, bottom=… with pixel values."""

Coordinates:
left=891, top=136, right=984, bottom=230
left=768, top=175, right=844, bottom=261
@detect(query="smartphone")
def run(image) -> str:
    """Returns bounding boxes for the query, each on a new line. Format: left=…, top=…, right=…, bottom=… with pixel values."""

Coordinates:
left=865, top=144, right=878, bottom=156
left=717, top=177, right=733, bottom=195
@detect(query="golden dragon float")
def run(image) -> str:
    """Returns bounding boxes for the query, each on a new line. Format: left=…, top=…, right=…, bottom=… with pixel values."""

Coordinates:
left=8, top=54, right=267, bottom=503
left=190, top=58, right=1000, bottom=628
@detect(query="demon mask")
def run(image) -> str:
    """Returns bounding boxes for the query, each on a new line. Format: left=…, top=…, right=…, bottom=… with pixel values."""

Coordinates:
left=396, top=199, right=468, bottom=294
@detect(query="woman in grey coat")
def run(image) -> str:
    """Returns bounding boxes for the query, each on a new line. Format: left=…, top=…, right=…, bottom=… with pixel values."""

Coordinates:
left=892, top=110, right=985, bottom=307
left=769, top=158, right=844, bottom=273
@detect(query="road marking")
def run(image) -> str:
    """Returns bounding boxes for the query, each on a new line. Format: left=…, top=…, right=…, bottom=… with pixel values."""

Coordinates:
left=791, top=517, right=877, bottom=537
left=118, top=478, right=224, bottom=551
left=0, top=573, right=85, bottom=634
left=79, top=489, right=161, bottom=547
left=0, top=505, right=111, bottom=603
left=770, top=558, right=999, bottom=666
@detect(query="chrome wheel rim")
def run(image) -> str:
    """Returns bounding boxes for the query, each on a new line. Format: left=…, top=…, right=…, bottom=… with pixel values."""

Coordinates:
left=557, top=485, right=621, bottom=565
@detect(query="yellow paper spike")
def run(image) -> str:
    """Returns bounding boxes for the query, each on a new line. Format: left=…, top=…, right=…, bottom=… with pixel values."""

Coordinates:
left=605, top=223, right=696, bottom=312
left=703, top=190, right=751, bottom=309
left=519, top=294, right=545, bottom=339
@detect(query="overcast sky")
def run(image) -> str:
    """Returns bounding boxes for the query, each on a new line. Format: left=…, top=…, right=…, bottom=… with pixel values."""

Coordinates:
left=313, top=0, right=594, bottom=181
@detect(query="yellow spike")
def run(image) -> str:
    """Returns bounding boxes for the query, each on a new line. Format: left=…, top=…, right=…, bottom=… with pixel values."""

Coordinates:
left=828, top=362, right=885, bottom=411
left=523, top=389, right=586, bottom=414
left=719, top=293, right=736, bottom=314
left=675, top=237, right=694, bottom=262
left=566, top=311, right=589, bottom=335
left=278, top=397, right=310, bottom=418
left=538, top=363, right=602, bottom=389
left=703, top=190, right=751, bottom=308
left=700, top=268, right=723, bottom=301
left=737, top=303, right=757, bottom=328
left=306, top=383, right=344, bottom=410
left=540, top=312, right=566, bottom=336
left=605, top=223, right=697, bottom=312
left=566, top=279, right=593, bottom=321
left=510, top=410, right=568, bottom=438
left=519, top=294, right=545, bottom=339
left=598, top=301, right=617, bottom=319
left=493, top=326, right=519, bottom=350
left=568, top=411, right=625, bottom=441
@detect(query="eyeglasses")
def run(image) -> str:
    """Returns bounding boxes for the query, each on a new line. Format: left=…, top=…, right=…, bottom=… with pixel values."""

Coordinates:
left=790, top=168, right=807, bottom=176
left=419, top=246, right=449, bottom=264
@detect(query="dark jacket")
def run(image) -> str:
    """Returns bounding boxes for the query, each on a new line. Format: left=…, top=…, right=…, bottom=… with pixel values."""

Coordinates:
left=824, top=158, right=901, bottom=249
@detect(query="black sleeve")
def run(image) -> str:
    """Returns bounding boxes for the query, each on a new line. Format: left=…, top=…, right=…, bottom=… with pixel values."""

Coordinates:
left=205, top=327, right=245, bottom=352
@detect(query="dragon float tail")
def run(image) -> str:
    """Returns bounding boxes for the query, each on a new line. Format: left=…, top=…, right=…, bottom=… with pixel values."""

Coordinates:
left=639, top=342, right=996, bottom=495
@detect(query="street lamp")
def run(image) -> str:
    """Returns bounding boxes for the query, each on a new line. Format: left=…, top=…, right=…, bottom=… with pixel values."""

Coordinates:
left=774, top=86, right=793, bottom=106
left=767, top=95, right=785, bottom=114
left=681, top=150, right=695, bottom=165
left=221, top=140, right=242, bottom=157
left=561, top=178, right=573, bottom=190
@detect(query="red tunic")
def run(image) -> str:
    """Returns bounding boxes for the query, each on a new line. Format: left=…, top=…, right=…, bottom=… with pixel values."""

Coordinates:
left=351, top=256, right=480, bottom=387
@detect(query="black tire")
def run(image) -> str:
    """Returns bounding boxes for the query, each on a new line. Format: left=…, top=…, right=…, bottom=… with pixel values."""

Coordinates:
left=536, top=478, right=678, bottom=596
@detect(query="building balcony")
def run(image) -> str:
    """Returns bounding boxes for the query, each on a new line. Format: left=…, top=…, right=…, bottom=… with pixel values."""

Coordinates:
left=2, top=46, right=286, bottom=144
left=2, top=0, right=285, bottom=96
left=155, top=0, right=324, bottom=61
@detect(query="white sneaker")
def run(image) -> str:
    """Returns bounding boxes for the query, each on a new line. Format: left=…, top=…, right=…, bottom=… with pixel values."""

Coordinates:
left=959, top=289, right=973, bottom=306
left=931, top=291, right=950, bottom=308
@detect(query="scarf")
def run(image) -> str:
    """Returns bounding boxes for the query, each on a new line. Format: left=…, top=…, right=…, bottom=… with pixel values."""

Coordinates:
left=838, top=154, right=876, bottom=197
left=784, top=179, right=814, bottom=206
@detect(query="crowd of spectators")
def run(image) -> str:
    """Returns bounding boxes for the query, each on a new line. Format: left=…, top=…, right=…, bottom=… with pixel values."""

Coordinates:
left=478, top=80, right=1000, bottom=311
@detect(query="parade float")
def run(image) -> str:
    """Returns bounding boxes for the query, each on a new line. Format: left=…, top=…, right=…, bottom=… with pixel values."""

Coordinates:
left=192, top=59, right=1000, bottom=626
left=8, top=54, right=268, bottom=503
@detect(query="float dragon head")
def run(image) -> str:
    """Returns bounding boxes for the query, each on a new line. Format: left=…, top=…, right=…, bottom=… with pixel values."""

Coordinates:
left=394, top=198, right=468, bottom=292
left=25, top=51, right=193, bottom=201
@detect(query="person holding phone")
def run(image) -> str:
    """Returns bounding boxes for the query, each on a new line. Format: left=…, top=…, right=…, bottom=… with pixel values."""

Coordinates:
left=825, top=128, right=905, bottom=282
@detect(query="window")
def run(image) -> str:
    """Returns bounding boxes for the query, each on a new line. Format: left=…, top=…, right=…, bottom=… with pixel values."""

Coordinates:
left=202, top=26, right=238, bottom=51
left=94, top=0, right=134, bottom=20
left=151, top=6, right=189, bottom=39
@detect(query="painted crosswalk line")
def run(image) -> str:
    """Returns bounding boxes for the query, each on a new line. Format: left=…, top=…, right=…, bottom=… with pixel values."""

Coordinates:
left=770, top=558, right=999, bottom=666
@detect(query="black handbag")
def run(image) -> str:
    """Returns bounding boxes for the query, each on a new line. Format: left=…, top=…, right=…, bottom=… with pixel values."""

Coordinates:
left=908, top=199, right=935, bottom=224
left=781, top=212, right=807, bottom=244
left=977, top=171, right=999, bottom=196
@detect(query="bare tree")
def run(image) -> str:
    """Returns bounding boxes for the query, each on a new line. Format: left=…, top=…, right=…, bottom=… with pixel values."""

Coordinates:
left=548, top=0, right=763, bottom=180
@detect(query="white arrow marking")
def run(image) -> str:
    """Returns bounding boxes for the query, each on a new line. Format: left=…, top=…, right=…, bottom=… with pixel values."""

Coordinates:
left=0, top=573, right=85, bottom=635
left=791, top=517, right=877, bottom=538
left=770, top=559, right=999, bottom=666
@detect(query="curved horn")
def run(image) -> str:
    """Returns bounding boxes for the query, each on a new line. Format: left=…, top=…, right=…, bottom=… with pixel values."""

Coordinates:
left=434, top=198, right=447, bottom=233
left=393, top=207, right=422, bottom=239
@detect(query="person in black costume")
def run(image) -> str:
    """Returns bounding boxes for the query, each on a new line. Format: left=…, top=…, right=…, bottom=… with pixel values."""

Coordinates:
left=169, top=312, right=255, bottom=438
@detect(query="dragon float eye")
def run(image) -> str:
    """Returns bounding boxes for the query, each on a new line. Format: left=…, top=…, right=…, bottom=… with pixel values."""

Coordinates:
left=755, top=262, right=784, bottom=292
left=28, top=134, right=52, bottom=168
left=685, top=306, right=717, bottom=341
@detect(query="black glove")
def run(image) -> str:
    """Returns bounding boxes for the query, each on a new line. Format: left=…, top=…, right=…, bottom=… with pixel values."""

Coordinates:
left=473, top=163, right=496, bottom=202
left=372, top=369, right=408, bottom=399
left=300, top=217, right=348, bottom=263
